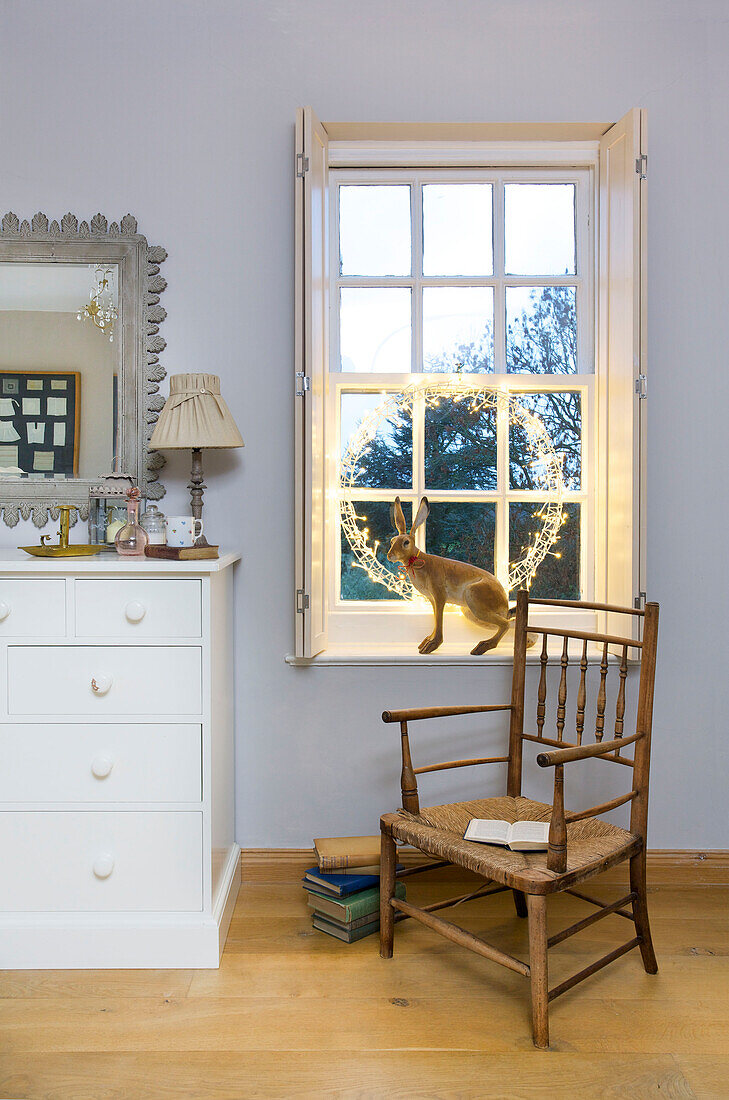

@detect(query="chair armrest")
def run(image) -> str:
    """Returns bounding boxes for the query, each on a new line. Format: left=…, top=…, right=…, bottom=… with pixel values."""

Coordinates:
left=536, top=731, right=642, bottom=767
left=382, top=704, right=511, bottom=724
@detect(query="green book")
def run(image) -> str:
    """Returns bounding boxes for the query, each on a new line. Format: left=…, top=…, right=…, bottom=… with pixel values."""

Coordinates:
left=305, top=881, right=405, bottom=923
left=312, top=910, right=380, bottom=933
left=313, top=914, right=380, bottom=943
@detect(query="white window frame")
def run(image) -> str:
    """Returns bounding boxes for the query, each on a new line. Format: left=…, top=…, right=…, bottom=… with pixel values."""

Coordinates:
left=327, top=166, right=594, bottom=651
left=294, top=110, right=647, bottom=660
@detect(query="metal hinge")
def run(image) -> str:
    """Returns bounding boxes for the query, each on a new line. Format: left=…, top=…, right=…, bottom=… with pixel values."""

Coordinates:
left=296, top=153, right=310, bottom=178
left=296, top=589, right=310, bottom=613
left=635, top=154, right=647, bottom=180
left=635, top=374, right=647, bottom=399
left=295, top=372, right=310, bottom=397
left=634, top=592, right=647, bottom=611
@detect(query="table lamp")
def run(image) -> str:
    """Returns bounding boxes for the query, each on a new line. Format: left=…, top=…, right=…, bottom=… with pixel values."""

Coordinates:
left=150, top=373, right=244, bottom=546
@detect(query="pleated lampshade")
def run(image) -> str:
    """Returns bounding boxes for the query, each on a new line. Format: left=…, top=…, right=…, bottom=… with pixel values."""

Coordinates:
left=150, top=373, right=244, bottom=450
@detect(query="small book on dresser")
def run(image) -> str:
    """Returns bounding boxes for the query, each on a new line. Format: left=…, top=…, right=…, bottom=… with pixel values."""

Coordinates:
left=464, top=818, right=550, bottom=851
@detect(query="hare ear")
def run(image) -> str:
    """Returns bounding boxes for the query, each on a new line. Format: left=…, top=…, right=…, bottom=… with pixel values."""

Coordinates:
left=391, top=497, right=407, bottom=535
left=411, top=496, right=430, bottom=534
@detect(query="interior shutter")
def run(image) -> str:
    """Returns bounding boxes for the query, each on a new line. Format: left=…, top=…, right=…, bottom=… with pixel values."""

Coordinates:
left=294, top=107, right=329, bottom=657
left=598, top=109, right=647, bottom=636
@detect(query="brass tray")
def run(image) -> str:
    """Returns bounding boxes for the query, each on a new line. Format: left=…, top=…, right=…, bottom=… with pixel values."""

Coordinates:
left=20, top=544, right=106, bottom=558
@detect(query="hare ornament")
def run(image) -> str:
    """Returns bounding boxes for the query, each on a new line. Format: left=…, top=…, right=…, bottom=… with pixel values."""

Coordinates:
left=388, top=496, right=514, bottom=655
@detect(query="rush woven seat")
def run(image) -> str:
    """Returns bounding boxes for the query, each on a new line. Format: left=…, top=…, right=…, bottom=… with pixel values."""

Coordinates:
left=386, top=796, right=638, bottom=894
left=378, top=593, right=660, bottom=1049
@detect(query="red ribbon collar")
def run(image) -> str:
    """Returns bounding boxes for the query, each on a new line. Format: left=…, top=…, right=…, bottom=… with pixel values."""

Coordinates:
left=399, top=550, right=423, bottom=576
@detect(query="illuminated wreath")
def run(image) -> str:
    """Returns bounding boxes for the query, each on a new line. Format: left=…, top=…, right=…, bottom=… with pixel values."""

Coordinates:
left=340, top=382, right=565, bottom=598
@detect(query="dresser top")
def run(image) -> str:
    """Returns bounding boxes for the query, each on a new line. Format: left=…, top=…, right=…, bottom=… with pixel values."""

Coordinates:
left=0, top=549, right=240, bottom=573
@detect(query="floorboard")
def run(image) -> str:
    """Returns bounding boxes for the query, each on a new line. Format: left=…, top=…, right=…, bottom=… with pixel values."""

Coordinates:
left=0, top=875, right=725, bottom=1098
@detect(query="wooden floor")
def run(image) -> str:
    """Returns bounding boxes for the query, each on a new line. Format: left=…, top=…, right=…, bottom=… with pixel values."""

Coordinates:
left=0, top=867, right=727, bottom=1099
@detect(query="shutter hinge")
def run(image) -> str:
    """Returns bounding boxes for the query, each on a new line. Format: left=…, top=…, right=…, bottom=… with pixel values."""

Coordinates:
left=634, top=592, right=647, bottom=611
left=296, top=589, right=310, bottom=613
left=296, top=153, right=310, bottom=178
left=295, top=372, right=310, bottom=397
left=635, top=154, right=647, bottom=180
left=635, top=374, right=647, bottom=399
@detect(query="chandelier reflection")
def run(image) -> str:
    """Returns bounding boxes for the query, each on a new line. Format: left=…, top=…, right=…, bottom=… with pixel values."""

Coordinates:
left=77, top=265, right=118, bottom=342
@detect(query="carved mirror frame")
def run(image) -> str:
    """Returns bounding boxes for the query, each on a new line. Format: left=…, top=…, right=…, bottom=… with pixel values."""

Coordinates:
left=0, top=212, right=167, bottom=527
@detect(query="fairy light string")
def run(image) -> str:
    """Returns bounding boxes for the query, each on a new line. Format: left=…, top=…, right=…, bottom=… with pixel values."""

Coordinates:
left=339, top=382, right=566, bottom=599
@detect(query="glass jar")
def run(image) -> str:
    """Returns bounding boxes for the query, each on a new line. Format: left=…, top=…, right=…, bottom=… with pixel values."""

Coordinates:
left=115, top=487, right=148, bottom=557
left=140, top=504, right=167, bottom=545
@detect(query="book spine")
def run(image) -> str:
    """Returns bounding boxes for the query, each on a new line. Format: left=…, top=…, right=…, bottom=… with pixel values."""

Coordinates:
left=342, top=880, right=404, bottom=920
left=318, top=855, right=380, bottom=872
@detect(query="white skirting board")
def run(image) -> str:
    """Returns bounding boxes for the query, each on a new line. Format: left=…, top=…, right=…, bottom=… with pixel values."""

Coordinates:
left=0, top=843, right=241, bottom=970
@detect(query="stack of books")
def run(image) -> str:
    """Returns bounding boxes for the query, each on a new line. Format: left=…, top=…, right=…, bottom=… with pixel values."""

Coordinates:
left=304, top=835, right=405, bottom=943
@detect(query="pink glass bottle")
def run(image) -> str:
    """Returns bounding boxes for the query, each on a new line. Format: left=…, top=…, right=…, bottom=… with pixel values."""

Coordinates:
left=115, top=486, right=148, bottom=557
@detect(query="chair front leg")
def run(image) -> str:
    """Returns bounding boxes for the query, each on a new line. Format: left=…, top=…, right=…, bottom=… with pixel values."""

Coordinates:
left=527, top=894, right=549, bottom=1049
left=546, top=764, right=567, bottom=874
left=379, top=823, right=397, bottom=959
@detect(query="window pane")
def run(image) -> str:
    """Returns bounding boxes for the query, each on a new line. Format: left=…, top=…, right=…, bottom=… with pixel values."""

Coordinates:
left=340, top=392, right=412, bottom=489
left=422, top=287, right=494, bottom=373
left=510, top=502, right=580, bottom=599
left=509, top=392, right=582, bottom=490
left=341, top=499, right=411, bottom=601
left=425, top=396, right=497, bottom=490
left=340, top=288, right=411, bottom=373
left=339, top=185, right=411, bottom=276
left=425, top=502, right=496, bottom=576
left=504, top=184, right=575, bottom=275
left=506, top=286, right=577, bottom=374
left=340, top=391, right=411, bottom=486
left=422, top=184, right=493, bottom=275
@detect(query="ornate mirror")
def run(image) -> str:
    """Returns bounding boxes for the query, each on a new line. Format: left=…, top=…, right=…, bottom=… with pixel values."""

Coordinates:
left=0, top=212, right=167, bottom=526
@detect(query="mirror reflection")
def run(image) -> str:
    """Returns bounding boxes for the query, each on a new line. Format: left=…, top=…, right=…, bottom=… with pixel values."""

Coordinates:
left=0, top=261, right=119, bottom=479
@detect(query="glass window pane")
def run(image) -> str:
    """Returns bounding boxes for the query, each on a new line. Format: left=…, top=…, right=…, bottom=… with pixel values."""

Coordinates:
left=339, top=185, right=411, bottom=276
left=422, top=287, right=494, bottom=373
left=425, top=502, right=496, bottom=576
left=341, top=499, right=411, bottom=601
left=425, top=396, right=497, bottom=490
left=422, top=184, right=493, bottom=276
left=340, top=392, right=412, bottom=489
left=510, top=502, right=581, bottom=599
left=506, top=286, right=577, bottom=374
left=340, top=288, right=411, bottom=373
left=509, top=392, right=582, bottom=491
left=504, top=184, right=575, bottom=275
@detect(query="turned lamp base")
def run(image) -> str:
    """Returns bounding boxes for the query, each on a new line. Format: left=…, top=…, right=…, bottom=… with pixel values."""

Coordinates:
left=189, top=447, right=210, bottom=547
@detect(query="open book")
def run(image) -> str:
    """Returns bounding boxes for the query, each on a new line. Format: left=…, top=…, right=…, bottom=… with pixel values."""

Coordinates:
left=464, top=818, right=550, bottom=851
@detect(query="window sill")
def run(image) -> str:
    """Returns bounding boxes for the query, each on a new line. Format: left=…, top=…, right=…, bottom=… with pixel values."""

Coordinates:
left=285, top=639, right=622, bottom=668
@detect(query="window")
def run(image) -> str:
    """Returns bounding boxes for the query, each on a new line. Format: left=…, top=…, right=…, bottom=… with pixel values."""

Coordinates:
left=295, top=112, right=646, bottom=659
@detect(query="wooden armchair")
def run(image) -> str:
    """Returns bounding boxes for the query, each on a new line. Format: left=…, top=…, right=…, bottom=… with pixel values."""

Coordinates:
left=379, top=591, right=659, bottom=1049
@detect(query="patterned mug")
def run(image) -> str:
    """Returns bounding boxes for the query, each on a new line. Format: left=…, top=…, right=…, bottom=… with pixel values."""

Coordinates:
left=166, top=516, right=204, bottom=547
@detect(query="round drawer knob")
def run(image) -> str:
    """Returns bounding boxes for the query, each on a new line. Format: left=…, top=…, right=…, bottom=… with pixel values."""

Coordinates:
left=92, top=853, right=115, bottom=879
left=0, top=601, right=10, bottom=622
left=91, top=755, right=114, bottom=779
left=125, top=600, right=146, bottom=623
left=90, top=674, right=112, bottom=696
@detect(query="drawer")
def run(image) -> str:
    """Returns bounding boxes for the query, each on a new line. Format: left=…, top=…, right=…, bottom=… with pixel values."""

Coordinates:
left=7, top=646, right=202, bottom=716
left=0, top=811, right=203, bottom=912
left=0, top=724, right=202, bottom=803
left=75, top=579, right=202, bottom=638
left=0, top=579, right=65, bottom=637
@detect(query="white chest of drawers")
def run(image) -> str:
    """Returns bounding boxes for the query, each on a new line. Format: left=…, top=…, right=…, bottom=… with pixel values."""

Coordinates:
left=0, top=550, right=240, bottom=968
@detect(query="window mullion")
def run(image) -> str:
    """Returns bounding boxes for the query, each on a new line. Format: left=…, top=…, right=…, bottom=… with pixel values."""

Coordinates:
left=413, top=390, right=426, bottom=551
left=493, top=178, right=506, bottom=374
left=412, top=178, right=423, bottom=374
left=496, top=386, right=510, bottom=594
